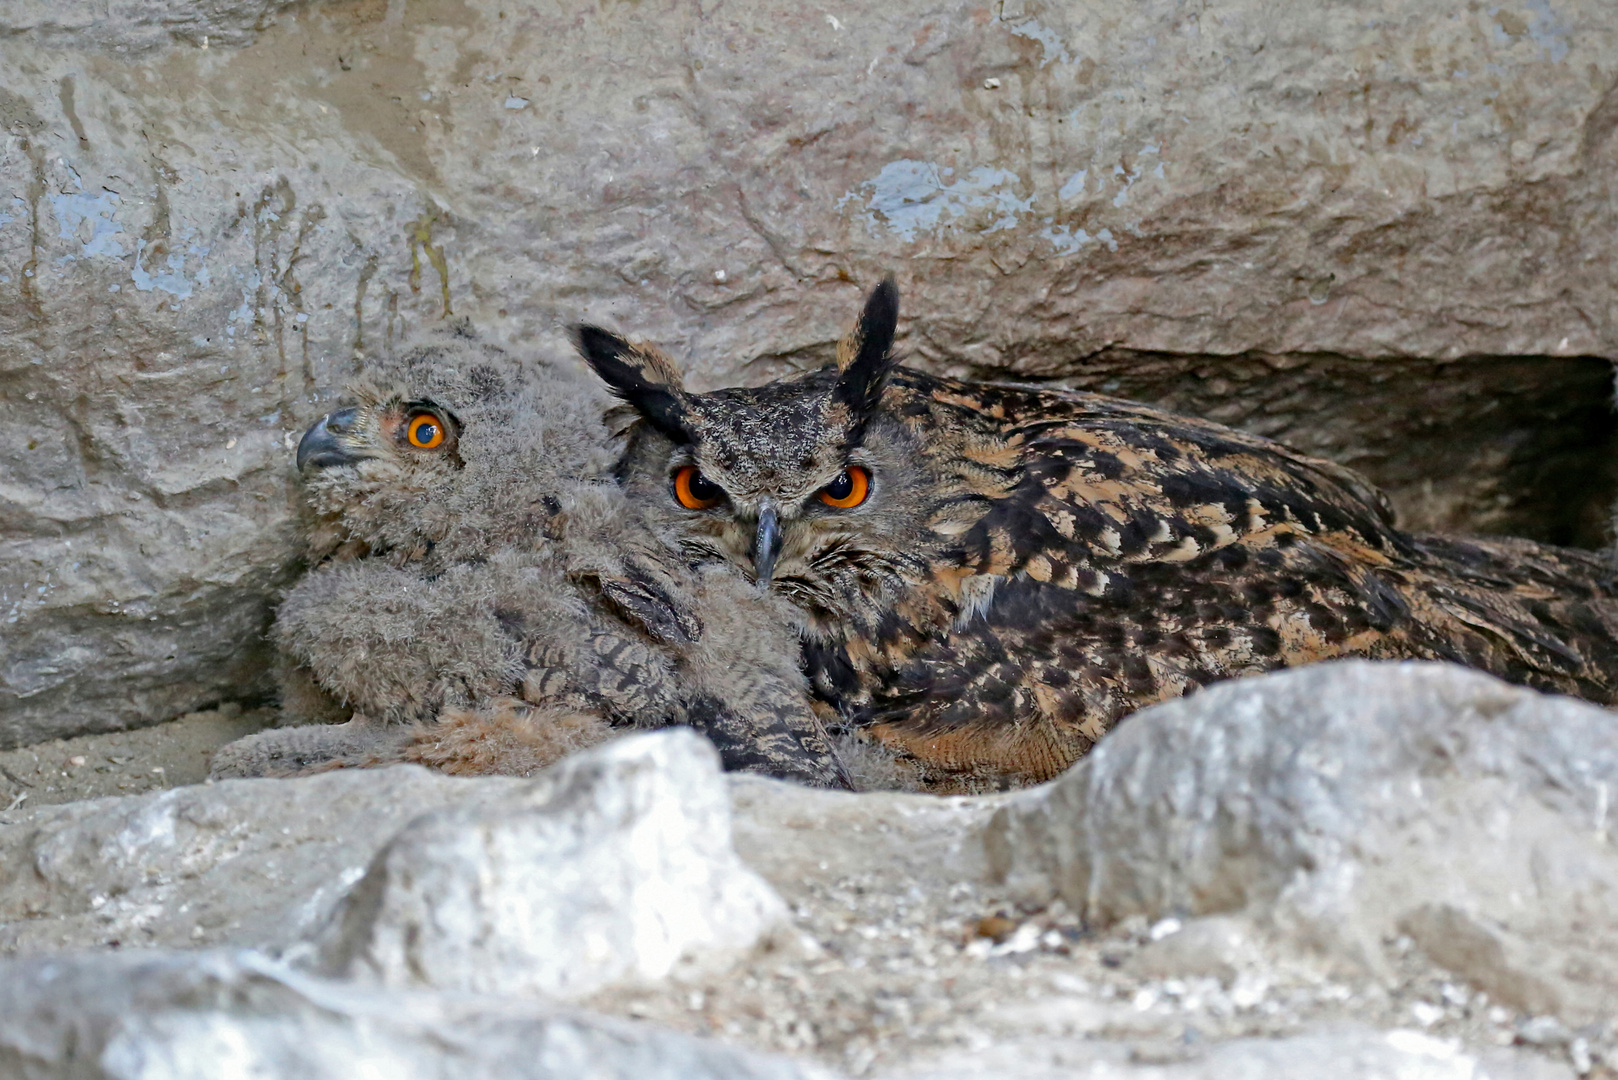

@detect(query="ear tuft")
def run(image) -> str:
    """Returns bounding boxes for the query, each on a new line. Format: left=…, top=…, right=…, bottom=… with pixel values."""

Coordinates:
left=572, top=325, right=693, bottom=443
left=831, top=276, right=900, bottom=426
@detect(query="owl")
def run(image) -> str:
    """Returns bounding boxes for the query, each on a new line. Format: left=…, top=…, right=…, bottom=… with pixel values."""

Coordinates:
left=211, top=322, right=848, bottom=789
left=578, top=278, right=1618, bottom=793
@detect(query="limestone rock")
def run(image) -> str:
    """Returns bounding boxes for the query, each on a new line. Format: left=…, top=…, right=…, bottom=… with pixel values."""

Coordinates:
left=5, top=0, right=1618, bottom=746
left=985, top=660, right=1618, bottom=1025
left=0, top=0, right=305, bottom=53
left=1125, top=915, right=1267, bottom=986
left=0, top=736, right=986, bottom=962
left=0, top=949, right=829, bottom=1080
left=888, top=1028, right=1573, bottom=1080
left=313, top=729, right=790, bottom=1000
left=0, top=763, right=523, bottom=955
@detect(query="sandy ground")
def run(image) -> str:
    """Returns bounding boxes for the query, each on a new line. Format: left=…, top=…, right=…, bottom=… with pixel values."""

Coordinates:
left=0, top=705, right=276, bottom=811
left=588, top=860, right=1605, bottom=1078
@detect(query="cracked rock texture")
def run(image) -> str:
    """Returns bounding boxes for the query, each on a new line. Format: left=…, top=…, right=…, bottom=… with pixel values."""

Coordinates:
left=3, top=0, right=1617, bottom=745
left=986, top=661, right=1618, bottom=1027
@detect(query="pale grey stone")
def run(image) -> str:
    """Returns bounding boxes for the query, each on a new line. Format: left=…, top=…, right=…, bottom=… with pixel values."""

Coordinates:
left=313, top=729, right=790, bottom=999
left=0, top=0, right=307, bottom=53
left=727, top=773, right=1006, bottom=899
left=886, top=1028, right=1573, bottom=1080
left=0, top=949, right=829, bottom=1080
left=0, top=734, right=983, bottom=961
left=985, top=660, right=1618, bottom=1025
left=1126, top=915, right=1267, bottom=985
left=0, top=764, right=522, bottom=955
left=4, top=0, right=1617, bottom=745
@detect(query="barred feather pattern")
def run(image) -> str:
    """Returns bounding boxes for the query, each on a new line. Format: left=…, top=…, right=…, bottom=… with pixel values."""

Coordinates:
left=587, top=278, right=1618, bottom=795
left=805, top=370, right=1618, bottom=791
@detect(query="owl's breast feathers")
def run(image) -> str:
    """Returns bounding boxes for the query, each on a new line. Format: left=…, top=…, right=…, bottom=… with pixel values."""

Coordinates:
left=820, top=370, right=1618, bottom=791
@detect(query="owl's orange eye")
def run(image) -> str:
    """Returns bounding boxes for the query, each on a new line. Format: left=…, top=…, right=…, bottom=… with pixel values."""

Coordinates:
left=407, top=412, right=446, bottom=449
left=818, top=466, right=870, bottom=508
left=673, top=465, right=725, bottom=510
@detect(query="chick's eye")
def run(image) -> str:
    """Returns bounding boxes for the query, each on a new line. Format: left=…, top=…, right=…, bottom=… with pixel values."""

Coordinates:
left=407, top=413, right=446, bottom=449
left=673, top=465, right=724, bottom=510
left=819, top=466, right=870, bottom=509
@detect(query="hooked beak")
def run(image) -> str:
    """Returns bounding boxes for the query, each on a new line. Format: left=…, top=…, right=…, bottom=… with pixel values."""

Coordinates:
left=296, top=407, right=367, bottom=472
left=751, top=502, right=784, bottom=587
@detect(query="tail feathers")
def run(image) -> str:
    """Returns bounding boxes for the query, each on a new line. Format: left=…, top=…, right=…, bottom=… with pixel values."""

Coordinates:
left=1402, top=534, right=1618, bottom=702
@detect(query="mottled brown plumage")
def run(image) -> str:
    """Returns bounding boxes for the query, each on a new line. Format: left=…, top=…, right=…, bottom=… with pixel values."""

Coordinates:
left=580, top=279, right=1618, bottom=793
left=213, top=322, right=846, bottom=788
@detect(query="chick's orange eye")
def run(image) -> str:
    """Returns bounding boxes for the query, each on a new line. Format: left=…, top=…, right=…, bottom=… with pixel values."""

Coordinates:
left=673, top=466, right=724, bottom=510
left=407, top=413, right=446, bottom=449
left=819, top=466, right=870, bottom=508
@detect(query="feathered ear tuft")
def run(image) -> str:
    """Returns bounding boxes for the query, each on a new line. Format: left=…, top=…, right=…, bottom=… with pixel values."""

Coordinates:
left=572, top=326, right=693, bottom=443
left=831, top=276, right=900, bottom=428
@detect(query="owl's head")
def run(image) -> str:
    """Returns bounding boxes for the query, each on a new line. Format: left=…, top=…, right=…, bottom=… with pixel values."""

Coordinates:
left=295, top=321, right=615, bottom=563
left=577, top=279, right=963, bottom=638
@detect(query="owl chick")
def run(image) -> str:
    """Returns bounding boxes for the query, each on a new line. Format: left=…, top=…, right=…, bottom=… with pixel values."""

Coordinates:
left=578, top=278, right=1618, bottom=793
left=212, top=322, right=847, bottom=789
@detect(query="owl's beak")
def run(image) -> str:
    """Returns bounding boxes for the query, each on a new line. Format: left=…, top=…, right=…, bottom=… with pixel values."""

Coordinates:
left=296, top=408, right=368, bottom=472
left=752, top=503, right=783, bottom=586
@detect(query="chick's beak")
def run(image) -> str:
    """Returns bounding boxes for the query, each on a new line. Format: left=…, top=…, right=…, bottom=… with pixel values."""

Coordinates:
left=296, top=407, right=367, bottom=472
left=752, top=502, right=784, bottom=587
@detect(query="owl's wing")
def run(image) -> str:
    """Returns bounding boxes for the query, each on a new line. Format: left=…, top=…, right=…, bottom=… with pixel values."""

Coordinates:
left=586, top=559, right=704, bottom=645
left=856, top=376, right=1618, bottom=790
left=856, top=528, right=1431, bottom=789
left=682, top=690, right=850, bottom=789
left=939, top=381, right=1406, bottom=587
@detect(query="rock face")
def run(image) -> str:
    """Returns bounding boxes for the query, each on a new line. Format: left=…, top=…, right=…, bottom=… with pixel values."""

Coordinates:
left=0, top=949, right=828, bottom=1080
left=314, top=730, right=788, bottom=1000
left=4, top=0, right=1617, bottom=745
left=986, top=661, right=1618, bottom=1026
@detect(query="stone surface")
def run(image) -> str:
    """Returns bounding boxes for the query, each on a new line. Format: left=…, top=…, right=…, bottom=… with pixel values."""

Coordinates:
left=3, top=668, right=1615, bottom=1077
left=4, top=0, right=1618, bottom=746
left=0, top=949, right=828, bottom=1080
left=0, top=729, right=995, bottom=962
left=985, top=660, right=1618, bottom=1026
left=887, top=1029, right=1573, bottom=1080
left=314, top=729, right=788, bottom=999
left=0, top=704, right=272, bottom=810
left=0, top=762, right=522, bottom=955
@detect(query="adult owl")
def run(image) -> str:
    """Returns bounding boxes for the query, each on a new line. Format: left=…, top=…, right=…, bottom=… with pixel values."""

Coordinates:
left=212, top=322, right=847, bottom=789
left=578, top=278, right=1618, bottom=792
